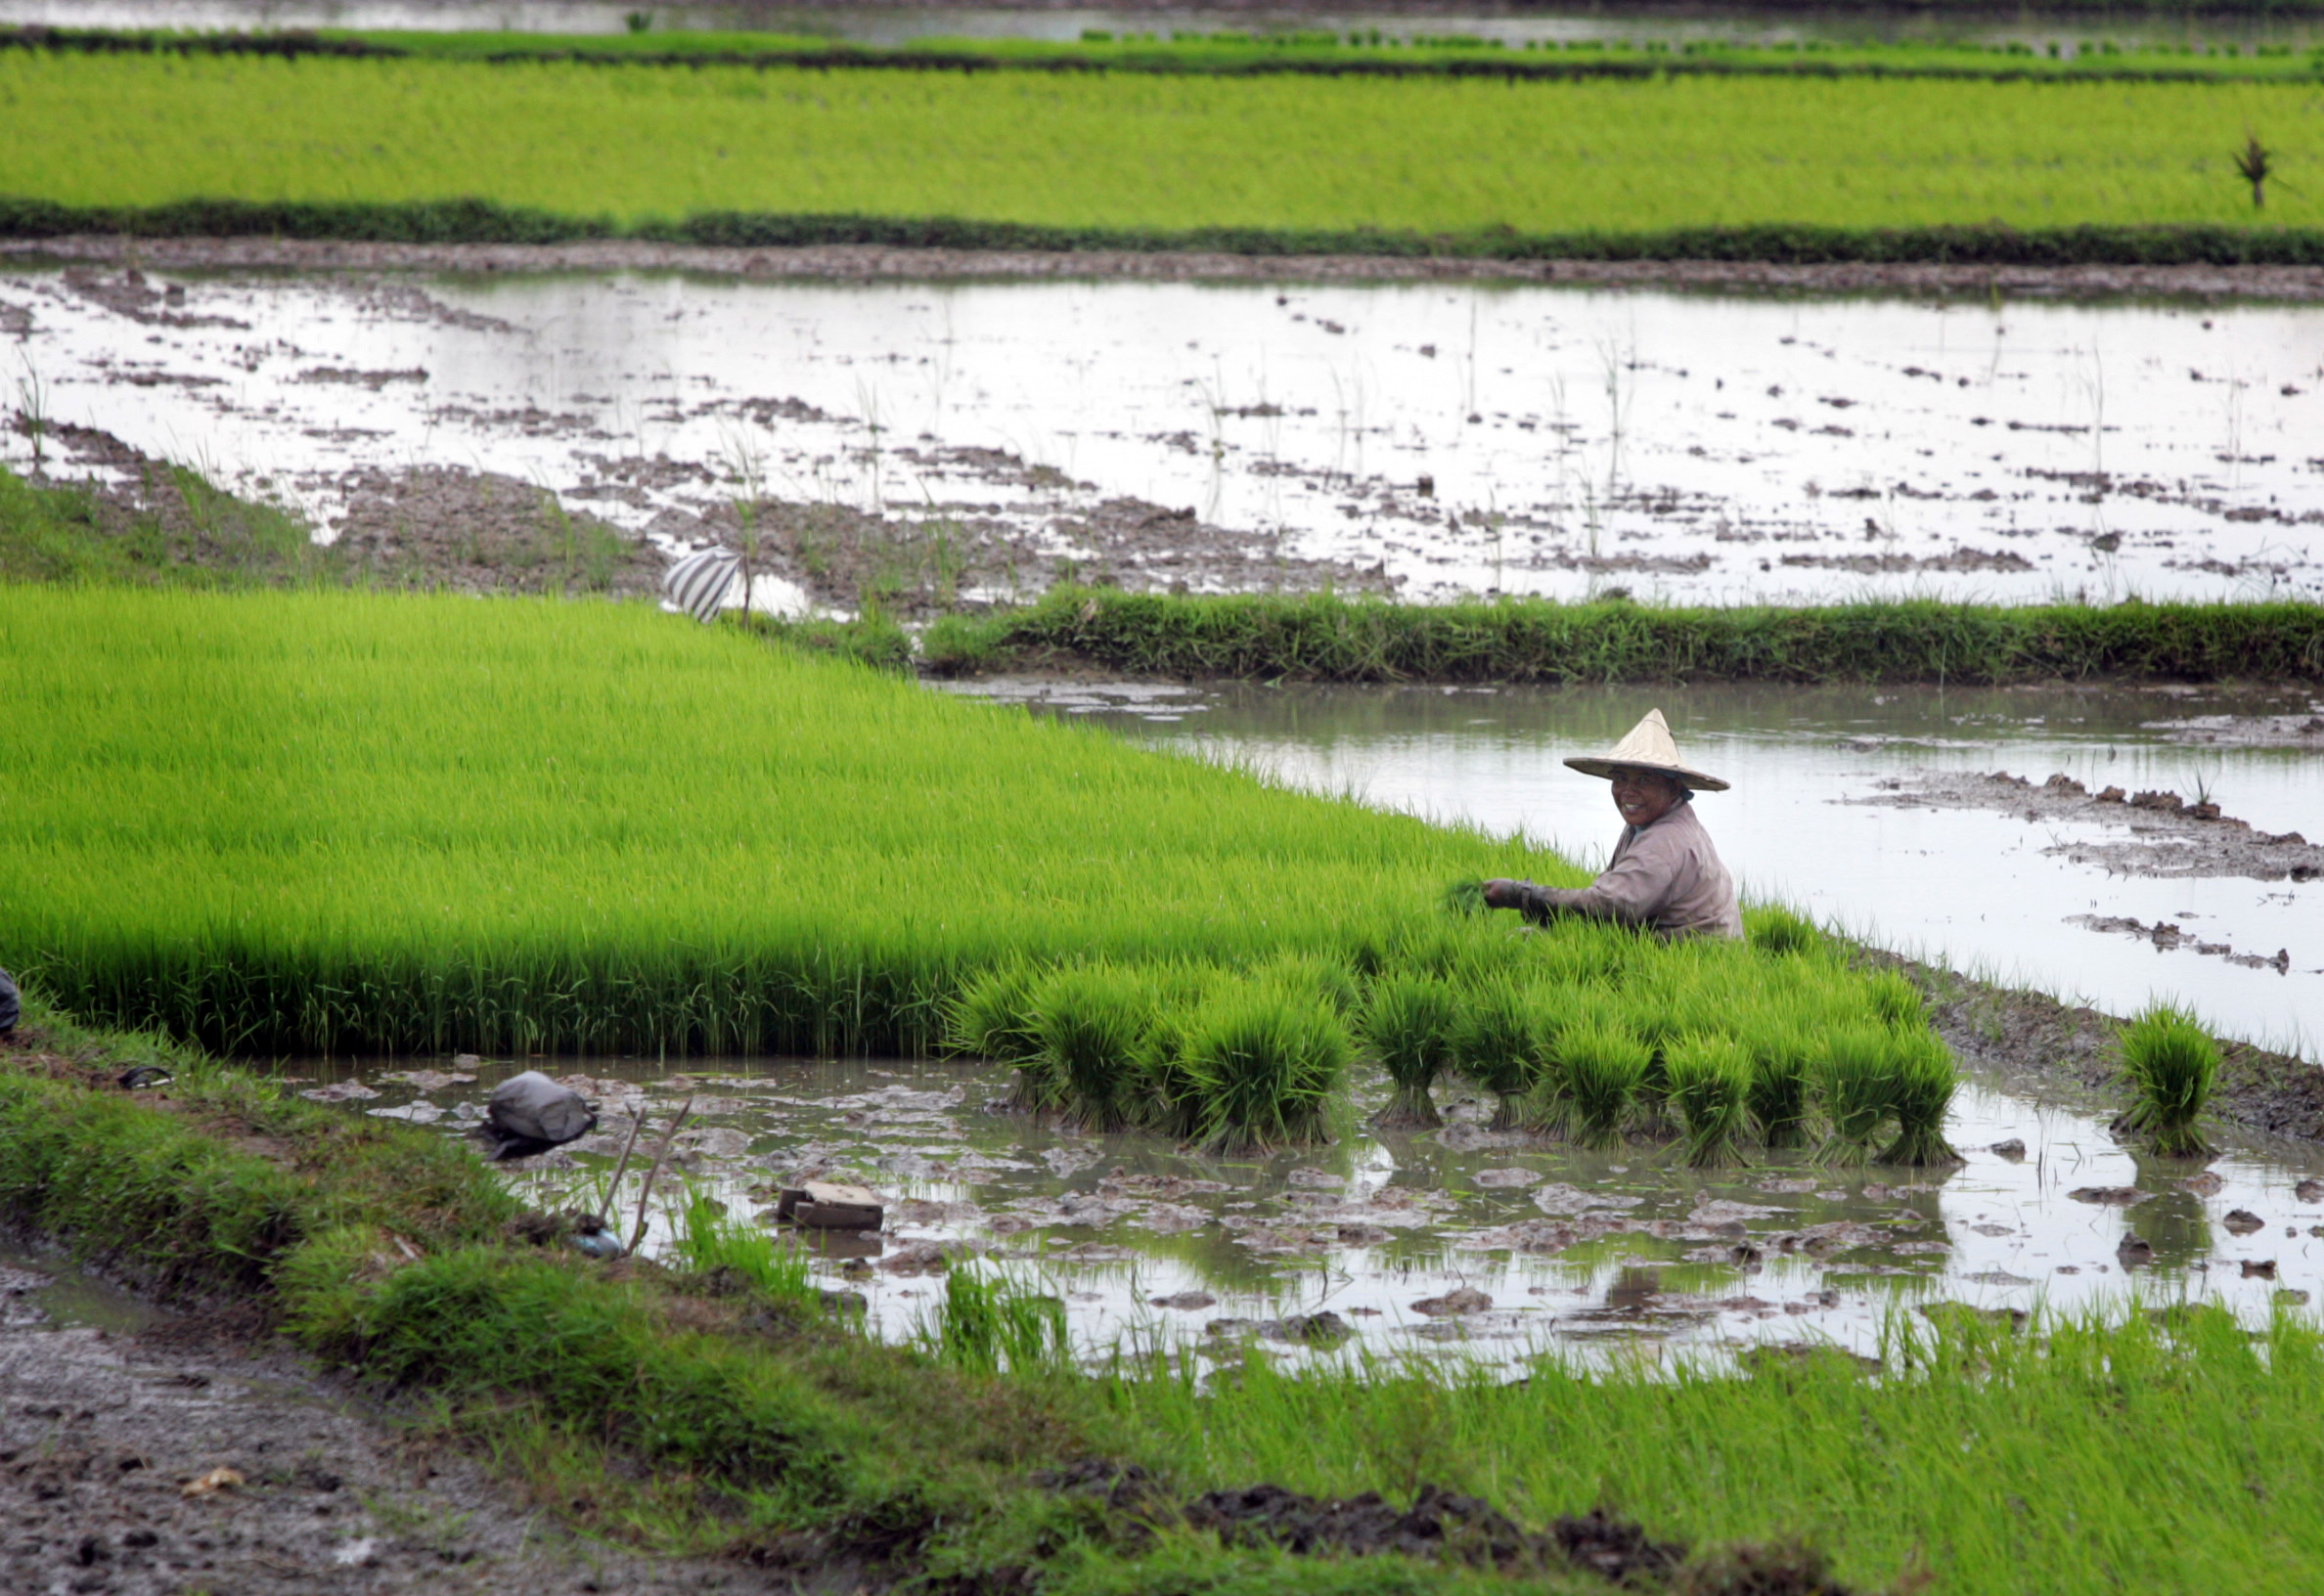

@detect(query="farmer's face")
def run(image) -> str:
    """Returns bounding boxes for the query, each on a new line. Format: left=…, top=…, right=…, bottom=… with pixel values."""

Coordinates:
left=1610, top=768, right=1685, bottom=828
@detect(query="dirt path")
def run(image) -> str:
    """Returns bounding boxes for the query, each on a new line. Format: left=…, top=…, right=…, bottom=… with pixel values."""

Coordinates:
left=10, top=236, right=2324, bottom=300
left=0, top=1260, right=778, bottom=1596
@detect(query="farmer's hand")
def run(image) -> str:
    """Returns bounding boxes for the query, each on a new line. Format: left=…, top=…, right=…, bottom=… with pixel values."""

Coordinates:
left=1480, top=879, right=1523, bottom=909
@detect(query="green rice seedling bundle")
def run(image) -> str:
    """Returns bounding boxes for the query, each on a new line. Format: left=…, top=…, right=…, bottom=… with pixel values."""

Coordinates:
left=1877, top=1029, right=1961, bottom=1167
left=1516, top=980, right=1611, bottom=1136
left=1359, top=971, right=1459, bottom=1129
left=1814, top=1024, right=1898, bottom=1166
left=1664, top=1032, right=1754, bottom=1168
left=1253, top=951, right=1363, bottom=1017
left=1030, top=964, right=1155, bottom=1132
left=1612, top=973, right=1689, bottom=1139
left=1560, top=1019, right=1653, bottom=1151
left=1865, top=969, right=1927, bottom=1031
left=1746, top=905, right=1826, bottom=958
left=1180, top=979, right=1353, bottom=1154
left=1739, top=1000, right=1820, bottom=1149
left=1450, top=974, right=1543, bottom=1130
left=2115, top=1003, right=2220, bottom=1158
left=948, top=960, right=1053, bottom=1109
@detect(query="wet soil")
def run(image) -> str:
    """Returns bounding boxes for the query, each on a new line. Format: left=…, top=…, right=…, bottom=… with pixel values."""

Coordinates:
left=0, top=1262, right=777, bottom=1596
left=1848, top=767, right=2324, bottom=883
left=12, top=237, right=2324, bottom=302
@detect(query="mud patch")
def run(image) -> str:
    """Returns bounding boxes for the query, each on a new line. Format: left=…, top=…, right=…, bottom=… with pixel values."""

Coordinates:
left=0, top=1259, right=783, bottom=1594
left=328, top=465, right=664, bottom=598
left=1848, top=769, right=2324, bottom=883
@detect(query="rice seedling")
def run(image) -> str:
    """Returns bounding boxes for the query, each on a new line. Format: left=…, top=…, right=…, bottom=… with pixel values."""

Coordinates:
left=1865, top=969, right=1927, bottom=1031
left=1746, top=905, right=1826, bottom=958
left=1814, top=1025, right=1897, bottom=1166
left=2115, top=1002, right=2221, bottom=1158
left=1360, top=971, right=1460, bottom=1130
left=1030, top=965, right=1154, bottom=1132
left=1560, top=1020, right=1653, bottom=1151
left=1664, top=1032, right=1753, bottom=1168
left=668, top=1187, right=817, bottom=1308
left=1254, top=952, right=1363, bottom=1017
left=925, top=1267, right=1071, bottom=1376
left=1450, top=975, right=1542, bottom=1130
left=1877, top=1030, right=1961, bottom=1166
left=7, top=52, right=2318, bottom=240
left=1740, top=1007, right=1818, bottom=1150
left=952, top=961, right=1063, bottom=1115
left=1180, top=982, right=1353, bottom=1155
left=6, top=589, right=1604, bottom=1058
left=1613, top=975, right=1688, bottom=1139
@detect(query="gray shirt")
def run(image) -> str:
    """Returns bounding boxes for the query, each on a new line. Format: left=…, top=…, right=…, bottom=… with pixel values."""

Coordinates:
left=1511, top=800, right=1743, bottom=940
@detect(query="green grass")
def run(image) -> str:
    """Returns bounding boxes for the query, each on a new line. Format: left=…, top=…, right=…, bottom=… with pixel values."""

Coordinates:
left=0, top=49, right=2318, bottom=246
left=925, top=588, right=2324, bottom=685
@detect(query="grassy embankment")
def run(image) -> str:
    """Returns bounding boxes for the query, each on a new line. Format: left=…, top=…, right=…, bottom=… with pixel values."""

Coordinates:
left=0, top=39, right=2318, bottom=260
left=922, top=587, right=2324, bottom=684
left=13, top=993, right=2324, bottom=1594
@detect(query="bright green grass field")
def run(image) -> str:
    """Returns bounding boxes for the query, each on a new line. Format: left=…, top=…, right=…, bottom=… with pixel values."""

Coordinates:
left=0, top=586, right=1586, bottom=1054
left=1, top=52, right=2316, bottom=231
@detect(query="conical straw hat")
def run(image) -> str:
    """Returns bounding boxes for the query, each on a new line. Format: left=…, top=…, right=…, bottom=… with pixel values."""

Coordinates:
left=1563, top=708, right=1728, bottom=792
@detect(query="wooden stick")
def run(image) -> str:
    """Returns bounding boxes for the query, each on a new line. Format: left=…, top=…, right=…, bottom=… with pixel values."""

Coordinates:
left=628, top=1093, right=695, bottom=1256
left=601, top=1102, right=648, bottom=1229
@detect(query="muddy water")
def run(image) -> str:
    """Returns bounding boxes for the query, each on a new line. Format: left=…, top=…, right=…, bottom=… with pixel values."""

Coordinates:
left=5, top=264, right=2319, bottom=608
left=950, top=678, right=2324, bottom=1055
left=9, top=1, right=2318, bottom=50
left=302, top=1052, right=2324, bottom=1371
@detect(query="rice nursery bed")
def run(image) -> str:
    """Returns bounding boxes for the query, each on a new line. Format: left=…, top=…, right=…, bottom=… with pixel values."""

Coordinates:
left=1, top=49, right=2319, bottom=246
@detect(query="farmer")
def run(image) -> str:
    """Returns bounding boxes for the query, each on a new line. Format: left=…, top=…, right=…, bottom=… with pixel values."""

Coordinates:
left=1480, top=709, right=1742, bottom=941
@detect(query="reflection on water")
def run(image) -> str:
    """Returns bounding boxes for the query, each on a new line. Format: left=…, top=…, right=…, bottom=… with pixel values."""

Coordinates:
left=295, top=1050, right=2324, bottom=1370
left=950, top=677, right=2324, bottom=1054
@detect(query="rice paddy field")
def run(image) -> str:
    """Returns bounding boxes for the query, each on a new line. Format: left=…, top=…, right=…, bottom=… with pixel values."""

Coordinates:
left=1, top=46, right=2320, bottom=239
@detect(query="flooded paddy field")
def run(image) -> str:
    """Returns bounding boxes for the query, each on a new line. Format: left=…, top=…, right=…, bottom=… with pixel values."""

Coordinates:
left=952, top=677, right=2324, bottom=1055
left=298, top=1046, right=2324, bottom=1371
left=5, top=261, right=2320, bottom=609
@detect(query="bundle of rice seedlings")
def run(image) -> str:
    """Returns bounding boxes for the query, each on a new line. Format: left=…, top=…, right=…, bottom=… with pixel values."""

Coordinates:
left=1614, top=976, right=1688, bottom=1139
left=1741, top=1008, right=1816, bottom=1150
left=1183, top=986, right=1352, bottom=1155
left=1814, top=1024, right=1896, bottom=1166
left=1451, top=975, right=1542, bottom=1130
left=2114, top=1003, right=2220, bottom=1159
left=1665, top=1032, right=1753, bottom=1168
left=1878, top=1030, right=1961, bottom=1166
left=1746, top=905, right=1825, bottom=958
left=1517, top=983, right=1601, bottom=1137
left=950, top=961, right=1059, bottom=1114
left=1131, top=1003, right=1204, bottom=1139
left=1443, top=876, right=1489, bottom=917
left=1031, top=965, right=1153, bottom=1132
left=1562, top=1020, right=1652, bottom=1152
left=1360, top=971, right=1459, bottom=1130
left=1865, top=969, right=1926, bottom=1031
left=1255, top=953, right=1363, bottom=1018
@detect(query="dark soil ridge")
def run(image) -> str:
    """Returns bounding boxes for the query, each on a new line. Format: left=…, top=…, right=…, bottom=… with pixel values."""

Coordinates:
left=17, top=234, right=2324, bottom=299
left=5, top=201, right=2324, bottom=270
left=2, top=23, right=2314, bottom=85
